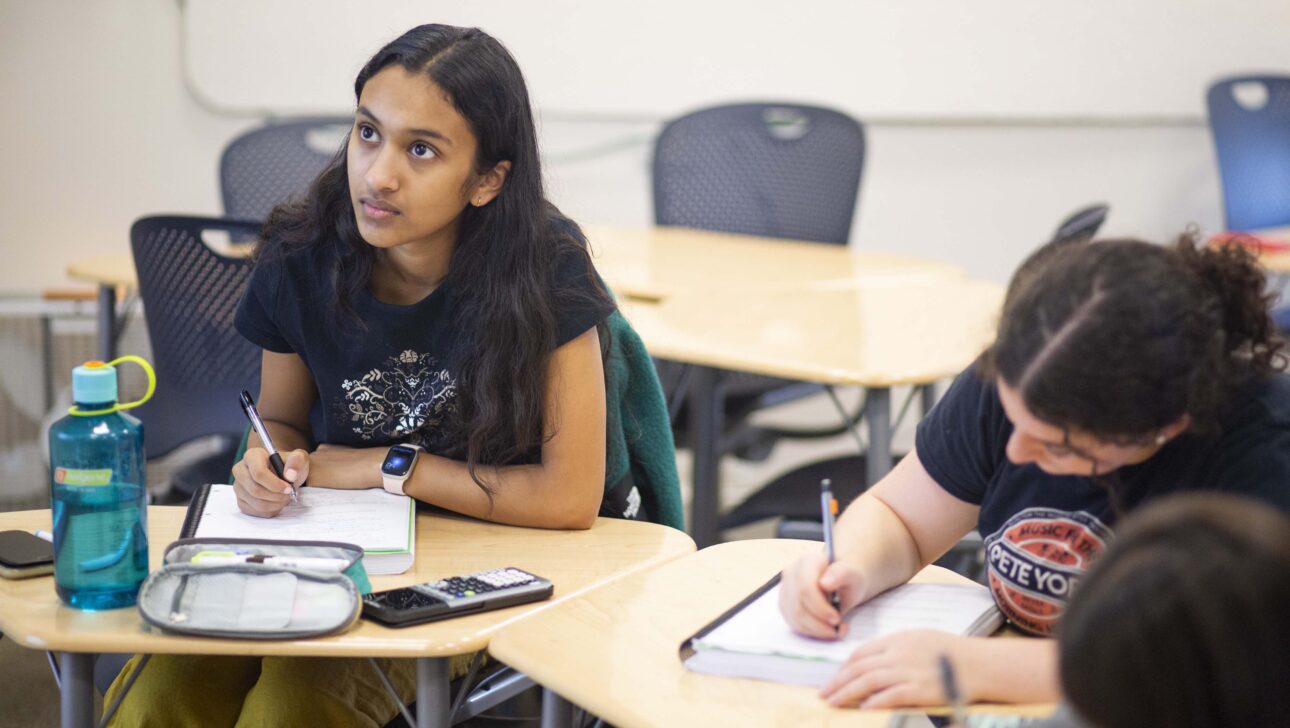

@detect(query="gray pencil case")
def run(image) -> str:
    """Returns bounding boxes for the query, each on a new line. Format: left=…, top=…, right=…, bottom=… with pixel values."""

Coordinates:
left=137, top=538, right=365, bottom=640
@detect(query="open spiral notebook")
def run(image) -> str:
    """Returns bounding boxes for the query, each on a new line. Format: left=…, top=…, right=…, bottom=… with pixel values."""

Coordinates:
left=181, top=483, right=416, bottom=575
left=681, top=574, right=1002, bottom=687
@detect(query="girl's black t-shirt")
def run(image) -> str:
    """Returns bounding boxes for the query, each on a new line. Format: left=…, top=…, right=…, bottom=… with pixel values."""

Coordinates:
left=915, top=367, right=1290, bottom=636
left=234, top=242, right=614, bottom=461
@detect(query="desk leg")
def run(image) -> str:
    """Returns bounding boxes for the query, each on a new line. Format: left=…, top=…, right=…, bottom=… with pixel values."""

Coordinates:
left=58, top=651, right=94, bottom=728
left=688, top=366, right=722, bottom=548
left=865, top=387, right=892, bottom=487
left=415, top=657, right=450, bottom=728
left=919, top=382, right=937, bottom=417
left=540, top=687, right=574, bottom=728
left=96, top=284, right=116, bottom=362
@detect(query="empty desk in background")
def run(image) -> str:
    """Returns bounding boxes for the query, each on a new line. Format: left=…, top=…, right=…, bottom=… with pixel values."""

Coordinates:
left=0, top=506, right=695, bottom=728
left=585, top=224, right=964, bottom=299
left=620, top=279, right=1004, bottom=548
left=489, top=538, right=1054, bottom=728
left=65, top=254, right=136, bottom=362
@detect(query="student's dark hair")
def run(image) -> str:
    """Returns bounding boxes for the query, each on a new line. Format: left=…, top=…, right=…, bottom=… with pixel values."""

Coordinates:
left=979, top=233, right=1282, bottom=442
left=1057, top=493, right=1290, bottom=728
left=255, top=24, right=614, bottom=495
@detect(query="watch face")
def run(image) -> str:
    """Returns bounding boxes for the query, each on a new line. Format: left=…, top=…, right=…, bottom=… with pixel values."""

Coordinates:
left=381, top=446, right=418, bottom=477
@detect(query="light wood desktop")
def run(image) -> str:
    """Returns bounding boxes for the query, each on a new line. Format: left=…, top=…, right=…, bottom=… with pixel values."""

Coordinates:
left=489, top=539, right=1054, bottom=728
left=0, top=506, right=695, bottom=728
left=621, top=279, right=1004, bottom=547
left=621, top=279, right=1002, bottom=387
left=585, top=224, right=963, bottom=298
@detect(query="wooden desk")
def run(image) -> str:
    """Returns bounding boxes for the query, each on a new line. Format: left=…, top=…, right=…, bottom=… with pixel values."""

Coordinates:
left=586, top=224, right=963, bottom=298
left=489, top=539, right=1053, bottom=728
left=65, top=255, right=137, bottom=361
left=0, top=506, right=695, bottom=728
left=622, top=279, right=1003, bottom=546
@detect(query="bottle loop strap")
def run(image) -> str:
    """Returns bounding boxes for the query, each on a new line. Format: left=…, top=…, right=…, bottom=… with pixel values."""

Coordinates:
left=68, top=355, right=157, bottom=417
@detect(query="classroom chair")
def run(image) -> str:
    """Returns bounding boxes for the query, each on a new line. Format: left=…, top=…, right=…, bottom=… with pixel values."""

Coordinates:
left=1050, top=203, right=1109, bottom=246
left=129, top=215, right=263, bottom=500
left=220, top=117, right=350, bottom=221
left=651, top=102, right=868, bottom=462
left=1206, top=75, right=1290, bottom=231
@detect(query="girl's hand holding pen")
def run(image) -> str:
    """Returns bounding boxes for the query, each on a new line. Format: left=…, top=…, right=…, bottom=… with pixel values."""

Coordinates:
left=232, top=447, right=310, bottom=518
left=778, top=551, right=866, bottom=639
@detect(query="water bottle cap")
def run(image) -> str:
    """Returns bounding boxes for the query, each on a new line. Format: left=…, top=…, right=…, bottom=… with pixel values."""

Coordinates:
left=72, top=360, right=118, bottom=405
left=67, top=356, right=156, bottom=417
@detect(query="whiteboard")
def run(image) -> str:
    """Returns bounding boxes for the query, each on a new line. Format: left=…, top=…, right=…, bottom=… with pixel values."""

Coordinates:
left=183, top=0, right=1290, bottom=120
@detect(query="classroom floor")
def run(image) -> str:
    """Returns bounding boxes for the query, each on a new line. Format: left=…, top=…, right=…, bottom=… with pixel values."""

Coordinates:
left=0, top=386, right=921, bottom=726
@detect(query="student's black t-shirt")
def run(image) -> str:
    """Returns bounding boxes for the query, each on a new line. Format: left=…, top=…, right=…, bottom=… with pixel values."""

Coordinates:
left=234, top=241, right=614, bottom=462
left=916, top=367, right=1290, bottom=636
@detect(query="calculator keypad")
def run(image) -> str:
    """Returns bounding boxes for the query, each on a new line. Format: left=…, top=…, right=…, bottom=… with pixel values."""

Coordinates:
left=424, top=568, right=538, bottom=600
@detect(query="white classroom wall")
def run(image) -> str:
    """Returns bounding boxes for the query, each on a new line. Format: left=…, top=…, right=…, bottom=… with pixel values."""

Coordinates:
left=0, top=0, right=1283, bottom=295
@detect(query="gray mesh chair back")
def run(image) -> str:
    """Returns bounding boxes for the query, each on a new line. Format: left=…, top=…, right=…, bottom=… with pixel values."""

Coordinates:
left=129, top=215, right=263, bottom=458
left=653, top=103, right=865, bottom=244
left=1051, top=203, right=1108, bottom=246
left=1206, top=76, right=1290, bottom=230
left=220, top=117, right=350, bottom=220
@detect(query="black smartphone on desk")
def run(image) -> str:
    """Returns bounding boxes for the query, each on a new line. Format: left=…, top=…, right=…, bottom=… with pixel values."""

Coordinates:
left=0, top=531, right=54, bottom=579
left=363, top=567, right=553, bottom=628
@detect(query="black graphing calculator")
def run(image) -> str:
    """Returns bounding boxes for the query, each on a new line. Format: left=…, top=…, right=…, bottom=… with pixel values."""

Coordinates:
left=362, top=567, right=554, bottom=627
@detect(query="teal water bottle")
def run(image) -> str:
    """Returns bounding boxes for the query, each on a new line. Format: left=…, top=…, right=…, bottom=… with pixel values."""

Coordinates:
left=48, top=356, right=155, bottom=610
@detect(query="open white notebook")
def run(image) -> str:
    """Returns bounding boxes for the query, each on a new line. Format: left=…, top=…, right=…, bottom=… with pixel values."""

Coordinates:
left=683, top=579, right=1002, bottom=686
left=182, top=484, right=416, bottom=575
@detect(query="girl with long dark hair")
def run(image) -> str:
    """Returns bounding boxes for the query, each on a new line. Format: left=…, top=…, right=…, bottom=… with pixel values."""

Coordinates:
left=105, top=24, right=617, bottom=725
left=778, top=236, right=1290, bottom=709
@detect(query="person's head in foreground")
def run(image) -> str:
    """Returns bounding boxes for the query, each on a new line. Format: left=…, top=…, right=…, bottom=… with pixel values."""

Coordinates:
left=1058, top=492, right=1290, bottom=728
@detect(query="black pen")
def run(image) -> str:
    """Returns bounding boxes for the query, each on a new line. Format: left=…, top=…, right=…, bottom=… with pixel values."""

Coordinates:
left=820, top=479, right=841, bottom=616
left=239, top=390, right=297, bottom=504
left=938, top=654, right=969, bottom=727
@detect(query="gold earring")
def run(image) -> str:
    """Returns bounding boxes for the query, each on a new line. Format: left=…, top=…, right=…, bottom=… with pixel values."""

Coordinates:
left=1155, top=433, right=1167, bottom=446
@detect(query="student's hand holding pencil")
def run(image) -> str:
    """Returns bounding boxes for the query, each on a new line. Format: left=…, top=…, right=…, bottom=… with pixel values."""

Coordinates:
left=232, top=447, right=309, bottom=518
left=778, top=550, right=866, bottom=639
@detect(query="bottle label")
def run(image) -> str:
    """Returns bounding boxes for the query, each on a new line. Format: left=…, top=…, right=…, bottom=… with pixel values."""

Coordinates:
left=54, top=467, right=114, bottom=486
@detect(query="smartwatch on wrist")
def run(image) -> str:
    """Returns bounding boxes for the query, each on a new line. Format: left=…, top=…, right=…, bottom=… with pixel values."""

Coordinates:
left=381, top=443, right=423, bottom=496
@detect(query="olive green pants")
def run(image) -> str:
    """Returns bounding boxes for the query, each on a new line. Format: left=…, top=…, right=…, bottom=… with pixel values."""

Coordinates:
left=105, top=653, right=476, bottom=727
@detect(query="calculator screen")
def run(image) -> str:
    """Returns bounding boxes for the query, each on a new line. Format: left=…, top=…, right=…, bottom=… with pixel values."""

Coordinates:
left=365, top=588, right=444, bottom=610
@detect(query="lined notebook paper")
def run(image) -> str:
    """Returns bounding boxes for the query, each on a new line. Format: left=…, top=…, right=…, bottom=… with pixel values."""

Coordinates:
left=185, top=484, right=416, bottom=575
left=684, top=581, right=1002, bottom=686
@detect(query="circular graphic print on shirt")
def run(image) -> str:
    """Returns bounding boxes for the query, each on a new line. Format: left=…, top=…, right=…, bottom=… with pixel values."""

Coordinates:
left=982, top=507, right=1113, bottom=636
